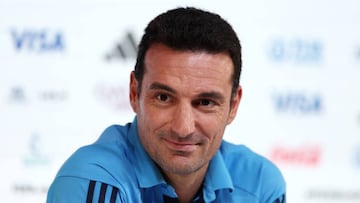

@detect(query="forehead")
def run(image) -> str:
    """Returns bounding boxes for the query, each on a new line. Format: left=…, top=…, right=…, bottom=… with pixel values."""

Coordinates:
left=143, top=44, right=233, bottom=83
left=141, top=44, right=234, bottom=99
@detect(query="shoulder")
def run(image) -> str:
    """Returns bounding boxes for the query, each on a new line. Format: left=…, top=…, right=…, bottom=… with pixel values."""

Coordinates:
left=220, top=141, right=280, bottom=172
left=56, top=124, right=135, bottom=186
left=47, top=124, right=137, bottom=202
left=47, top=176, right=123, bottom=203
left=220, top=141, right=286, bottom=202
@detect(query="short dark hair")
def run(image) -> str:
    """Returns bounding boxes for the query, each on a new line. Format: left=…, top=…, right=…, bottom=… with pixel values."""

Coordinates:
left=134, top=7, right=242, bottom=97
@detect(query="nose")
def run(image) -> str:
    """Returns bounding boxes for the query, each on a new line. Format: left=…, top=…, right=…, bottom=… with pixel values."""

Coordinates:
left=171, top=102, right=196, bottom=137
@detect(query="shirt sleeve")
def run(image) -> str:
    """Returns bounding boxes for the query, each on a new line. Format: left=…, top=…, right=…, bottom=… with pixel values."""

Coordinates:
left=47, top=176, right=122, bottom=203
left=259, top=161, right=287, bottom=203
left=273, top=193, right=286, bottom=203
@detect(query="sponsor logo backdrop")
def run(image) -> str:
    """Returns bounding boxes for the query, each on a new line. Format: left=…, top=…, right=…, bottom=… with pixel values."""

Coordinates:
left=1, top=0, right=359, bottom=202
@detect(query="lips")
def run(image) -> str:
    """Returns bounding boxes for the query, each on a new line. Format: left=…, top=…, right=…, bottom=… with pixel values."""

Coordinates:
left=163, top=138, right=198, bottom=152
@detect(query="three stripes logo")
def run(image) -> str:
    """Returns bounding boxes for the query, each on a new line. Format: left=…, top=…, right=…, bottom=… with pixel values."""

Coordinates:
left=86, top=181, right=119, bottom=203
left=105, top=31, right=138, bottom=61
left=9, top=86, right=26, bottom=103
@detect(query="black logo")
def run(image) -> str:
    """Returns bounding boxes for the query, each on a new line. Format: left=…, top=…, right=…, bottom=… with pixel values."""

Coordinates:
left=105, top=31, right=138, bottom=61
left=9, top=86, right=27, bottom=103
left=306, top=189, right=360, bottom=201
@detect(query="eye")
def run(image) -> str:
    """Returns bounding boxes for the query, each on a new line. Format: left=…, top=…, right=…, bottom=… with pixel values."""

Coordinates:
left=199, top=99, right=212, bottom=106
left=156, top=94, right=170, bottom=103
left=195, top=99, right=215, bottom=107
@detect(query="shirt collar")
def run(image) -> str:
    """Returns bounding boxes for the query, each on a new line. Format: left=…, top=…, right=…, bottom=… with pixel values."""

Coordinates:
left=128, top=117, right=234, bottom=195
left=203, top=150, right=234, bottom=201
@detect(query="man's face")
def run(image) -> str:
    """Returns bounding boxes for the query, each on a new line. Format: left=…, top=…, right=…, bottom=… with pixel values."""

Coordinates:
left=130, top=43, right=242, bottom=176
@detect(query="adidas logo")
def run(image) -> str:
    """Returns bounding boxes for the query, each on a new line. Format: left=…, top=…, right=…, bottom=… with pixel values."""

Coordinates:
left=9, top=86, right=26, bottom=103
left=105, top=31, right=138, bottom=61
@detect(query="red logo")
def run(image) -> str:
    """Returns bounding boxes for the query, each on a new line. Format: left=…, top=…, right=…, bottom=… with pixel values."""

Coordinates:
left=269, top=144, right=321, bottom=166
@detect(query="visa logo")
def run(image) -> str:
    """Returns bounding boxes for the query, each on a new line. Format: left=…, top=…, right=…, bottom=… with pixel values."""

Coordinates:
left=354, top=146, right=360, bottom=168
left=268, top=38, right=323, bottom=64
left=11, top=29, right=65, bottom=52
left=272, top=92, right=322, bottom=114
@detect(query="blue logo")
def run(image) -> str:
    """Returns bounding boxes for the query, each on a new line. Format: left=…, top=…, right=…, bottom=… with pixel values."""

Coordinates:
left=11, top=28, right=65, bottom=52
left=272, top=92, right=322, bottom=114
left=268, top=38, right=323, bottom=64
left=356, top=149, right=360, bottom=166
left=354, top=146, right=360, bottom=168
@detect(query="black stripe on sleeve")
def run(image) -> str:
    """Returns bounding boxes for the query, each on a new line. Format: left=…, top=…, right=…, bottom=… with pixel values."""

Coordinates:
left=98, top=183, right=108, bottom=203
left=86, top=180, right=96, bottom=203
left=274, top=193, right=286, bottom=203
left=110, top=186, right=119, bottom=203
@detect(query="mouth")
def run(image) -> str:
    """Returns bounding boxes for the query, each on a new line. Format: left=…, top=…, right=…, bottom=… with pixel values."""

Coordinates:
left=163, top=138, right=199, bottom=153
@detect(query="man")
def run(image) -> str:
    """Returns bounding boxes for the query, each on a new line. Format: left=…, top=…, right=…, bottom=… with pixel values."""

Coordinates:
left=47, top=7, right=286, bottom=203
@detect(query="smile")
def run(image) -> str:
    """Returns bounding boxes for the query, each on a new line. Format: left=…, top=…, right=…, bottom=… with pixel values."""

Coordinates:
left=163, top=138, right=198, bottom=152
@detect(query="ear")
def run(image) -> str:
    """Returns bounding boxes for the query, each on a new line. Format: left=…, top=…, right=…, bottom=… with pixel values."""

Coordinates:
left=129, top=71, right=139, bottom=113
left=227, top=86, right=242, bottom=124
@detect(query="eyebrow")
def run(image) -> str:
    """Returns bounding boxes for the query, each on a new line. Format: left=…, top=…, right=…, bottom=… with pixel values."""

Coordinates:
left=149, top=82, right=177, bottom=94
left=149, top=82, right=225, bottom=102
left=198, top=92, right=225, bottom=103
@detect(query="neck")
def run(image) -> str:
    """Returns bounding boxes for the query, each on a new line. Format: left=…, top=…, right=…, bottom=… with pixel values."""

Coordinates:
left=163, top=165, right=208, bottom=203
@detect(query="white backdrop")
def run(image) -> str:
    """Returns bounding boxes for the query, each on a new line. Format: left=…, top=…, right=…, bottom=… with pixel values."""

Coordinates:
left=1, top=0, right=360, bottom=202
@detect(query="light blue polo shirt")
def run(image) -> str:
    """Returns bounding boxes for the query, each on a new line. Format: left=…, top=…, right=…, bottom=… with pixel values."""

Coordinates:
left=47, top=118, right=286, bottom=203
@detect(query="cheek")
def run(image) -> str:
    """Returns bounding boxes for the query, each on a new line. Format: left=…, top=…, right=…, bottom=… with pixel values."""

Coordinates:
left=209, top=128, right=225, bottom=147
left=201, top=113, right=229, bottom=144
left=201, top=129, right=224, bottom=162
left=198, top=111, right=228, bottom=136
left=137, top=104, right=169, bottom=140
left=199, top=116, right=227, bottom=151
left=142, top=101, right=174, bottom=128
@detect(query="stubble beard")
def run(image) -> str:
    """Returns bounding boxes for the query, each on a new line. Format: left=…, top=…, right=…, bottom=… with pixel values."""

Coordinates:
left=154, top=149, right=208, bottom=175
left=152, top=131, right=210, bottom=175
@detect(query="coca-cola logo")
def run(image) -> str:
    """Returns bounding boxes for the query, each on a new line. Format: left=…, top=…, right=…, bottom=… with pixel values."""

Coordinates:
left=269, top=144, right=321, bottom=166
